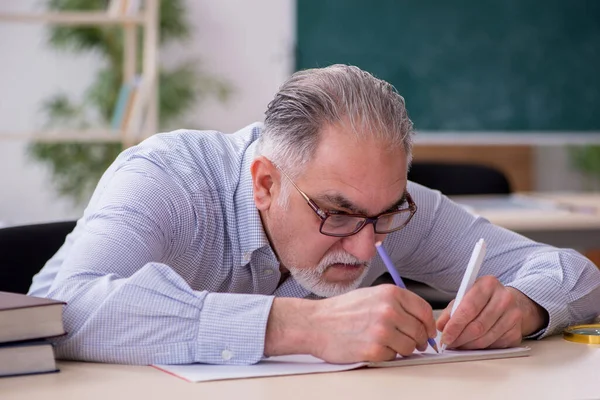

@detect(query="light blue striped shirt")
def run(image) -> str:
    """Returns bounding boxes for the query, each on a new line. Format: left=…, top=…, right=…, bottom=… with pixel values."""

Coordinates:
left=29, top=123, right=600, bottom=365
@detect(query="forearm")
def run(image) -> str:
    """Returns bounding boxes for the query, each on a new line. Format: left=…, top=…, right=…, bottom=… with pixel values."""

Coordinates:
left=264, top=297, right=317, bottom=357
left=48, top=263, right=274, bottom=365
left=507, top=287, right=549, bottom=336
left=507, top=249, right=600, bottom=337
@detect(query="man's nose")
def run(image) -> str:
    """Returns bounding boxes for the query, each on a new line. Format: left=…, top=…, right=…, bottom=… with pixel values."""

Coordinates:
left=341, top=223, right=384, bottom=262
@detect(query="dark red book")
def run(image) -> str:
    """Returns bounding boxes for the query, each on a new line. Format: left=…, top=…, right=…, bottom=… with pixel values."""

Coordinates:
left=0, top=291, right=65, bottom=343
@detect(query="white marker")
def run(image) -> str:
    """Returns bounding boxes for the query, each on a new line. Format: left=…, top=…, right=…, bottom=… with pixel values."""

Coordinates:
left=440, top=238, right=487, bottom=353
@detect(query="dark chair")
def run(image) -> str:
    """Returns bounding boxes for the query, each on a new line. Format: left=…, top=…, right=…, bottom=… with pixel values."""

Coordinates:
left=407, top=162, right=511, bottom=196
left=0, top=221, right=76, bottom=294
left=375, top=162, right=512, bottom=309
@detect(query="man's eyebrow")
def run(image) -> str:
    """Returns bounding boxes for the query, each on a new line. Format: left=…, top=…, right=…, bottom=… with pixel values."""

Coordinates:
left=313, top=193, right=368, bottom=215
left=384, top=192, right=408, bottom=212
left=314, top=191, right=407, bottom=216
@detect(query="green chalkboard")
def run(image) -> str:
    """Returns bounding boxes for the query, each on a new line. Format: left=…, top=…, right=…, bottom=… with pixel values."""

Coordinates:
left=297, top=0, right=600, bottom=131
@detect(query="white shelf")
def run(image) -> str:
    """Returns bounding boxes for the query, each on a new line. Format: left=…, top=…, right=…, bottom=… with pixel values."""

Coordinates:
left=0, top=12, right=145, bottom=26
left=0, top=0, right=159, bottom=147
left=414, top=131, right=600, bottom=146
left=0, top=130, right=133, bottom=143
left=0, top=0, right=159, bottom=148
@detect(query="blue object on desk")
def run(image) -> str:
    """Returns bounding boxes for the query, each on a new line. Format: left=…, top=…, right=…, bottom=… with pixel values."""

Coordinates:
left=375, top=241, right=439, bottom=353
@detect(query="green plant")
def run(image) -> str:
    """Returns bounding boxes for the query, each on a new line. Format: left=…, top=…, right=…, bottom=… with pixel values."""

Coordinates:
left=569, top=146, right=600, bottom=190
left=30, top=0, right=231, bottom=204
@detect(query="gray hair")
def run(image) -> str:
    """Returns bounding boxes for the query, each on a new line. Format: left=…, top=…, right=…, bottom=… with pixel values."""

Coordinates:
left=257, top=64, right=415, bottom=180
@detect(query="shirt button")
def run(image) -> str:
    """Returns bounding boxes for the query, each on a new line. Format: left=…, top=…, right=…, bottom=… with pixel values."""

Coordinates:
left=263, top=269, right=274, bottom=275
left=221, top=349, right=234, bottom=360
left=243, top=252, right=251, bottom=262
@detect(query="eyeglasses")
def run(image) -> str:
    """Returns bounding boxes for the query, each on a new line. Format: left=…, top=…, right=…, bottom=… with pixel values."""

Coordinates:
left=276, top=165, right=417, bottom=237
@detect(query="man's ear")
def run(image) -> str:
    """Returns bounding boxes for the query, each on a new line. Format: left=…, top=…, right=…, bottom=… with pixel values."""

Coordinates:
left=251, top=156, right=277, bottom=211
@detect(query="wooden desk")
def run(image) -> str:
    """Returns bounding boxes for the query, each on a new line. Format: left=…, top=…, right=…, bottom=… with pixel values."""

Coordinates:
left=1, top=336, right=598, bottom=400
left=451, top=193, right=600, bottom=250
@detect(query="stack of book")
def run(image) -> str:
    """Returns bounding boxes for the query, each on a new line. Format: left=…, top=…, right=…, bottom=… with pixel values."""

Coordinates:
left=0, top=291, right=66, bottom=378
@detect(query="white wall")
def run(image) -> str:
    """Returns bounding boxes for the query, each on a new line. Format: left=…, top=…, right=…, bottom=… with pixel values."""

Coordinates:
left=534, top=147, right=588, bottom=192
left=0, top=0, right=295, bottom=227
left=0, top=0, right=591, bottom=227
left=161, top=0, right=295, bottom=133
left=0, top=1, right=101, bottom=227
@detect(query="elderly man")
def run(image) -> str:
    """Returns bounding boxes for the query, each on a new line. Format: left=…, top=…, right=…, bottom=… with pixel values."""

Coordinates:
left=30, top=65, right=600, bottom=365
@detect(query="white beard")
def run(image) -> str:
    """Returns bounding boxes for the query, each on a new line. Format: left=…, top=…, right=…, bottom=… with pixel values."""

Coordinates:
left=287, top=250, right=369, bottom=297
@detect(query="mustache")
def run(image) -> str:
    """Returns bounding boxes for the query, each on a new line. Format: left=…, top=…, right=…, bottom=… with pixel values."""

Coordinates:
left=317, top=251, right=368, bottom=272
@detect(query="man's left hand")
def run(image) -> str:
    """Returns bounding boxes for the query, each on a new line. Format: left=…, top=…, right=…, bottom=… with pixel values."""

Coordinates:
left=436, top=276, right=549, bottom=349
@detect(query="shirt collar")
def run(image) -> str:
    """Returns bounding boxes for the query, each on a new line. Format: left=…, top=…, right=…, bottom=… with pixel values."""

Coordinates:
left=233, top=131, right=273, bottom=265
left=232, top=125, right=315, bottom=299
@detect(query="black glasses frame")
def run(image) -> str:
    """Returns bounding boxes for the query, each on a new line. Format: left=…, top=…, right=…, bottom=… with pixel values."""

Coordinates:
left=276, top=165, right=417, bottom=237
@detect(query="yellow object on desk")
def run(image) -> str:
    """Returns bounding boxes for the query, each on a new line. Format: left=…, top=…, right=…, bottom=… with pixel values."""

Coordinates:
left=563, top=324, right=600, bottom=344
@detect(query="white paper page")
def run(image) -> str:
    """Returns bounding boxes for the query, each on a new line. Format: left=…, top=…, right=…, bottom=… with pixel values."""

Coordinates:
left=153, top=346, right=530, bottom=382
left=153, top=354, right=365, bottom=382
left=369, top=346, right=530, bottom=368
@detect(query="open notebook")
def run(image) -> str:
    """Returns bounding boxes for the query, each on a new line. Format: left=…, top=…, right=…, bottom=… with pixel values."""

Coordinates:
left=153, top=346, right=530, bottom=382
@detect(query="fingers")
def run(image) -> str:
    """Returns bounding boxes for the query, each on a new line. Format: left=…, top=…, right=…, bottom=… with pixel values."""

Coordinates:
left=339, top=285, right=440, bottom=361
left=456, top=308, right=522, bottom=350
left=353, top=286, right=432, bottom=361
left=393, top=309, right=430, bottom=350
left=376, top=288, right=431, bottom=350
left=360, top=342, right=399, bottom=363
left=388, top=328, right=421, bottom=357
left=393, top=287, right=437, bottom=339
left=449, top=284, right=513, bottom=348
left=491, top=320, right=523, bottom=348
left=368, top=324, right=421, bottom=359
left=441, top=276, right=497, bottom=347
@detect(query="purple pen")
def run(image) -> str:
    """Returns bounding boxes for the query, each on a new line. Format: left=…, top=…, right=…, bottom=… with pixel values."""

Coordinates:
left=375, top=241, right=439, bottom=353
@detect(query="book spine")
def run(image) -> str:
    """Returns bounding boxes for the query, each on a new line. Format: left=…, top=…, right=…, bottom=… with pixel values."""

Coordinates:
left=111, top=82, right=133, bottom=130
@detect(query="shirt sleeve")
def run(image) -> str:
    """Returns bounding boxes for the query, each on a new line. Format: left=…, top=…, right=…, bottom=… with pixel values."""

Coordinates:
left=43, top=157, right=274, bottom=365
left=390, top=182, right=600, bottom=338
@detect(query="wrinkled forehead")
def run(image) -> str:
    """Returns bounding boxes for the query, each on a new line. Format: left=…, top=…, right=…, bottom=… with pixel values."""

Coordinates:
left=298, top=140, right=408, bottom=214
left=307, top=135, right=408, bottom=181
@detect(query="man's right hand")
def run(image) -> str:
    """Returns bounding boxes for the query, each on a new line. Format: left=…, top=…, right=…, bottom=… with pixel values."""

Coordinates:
left=264, top=284, right=437, bottom=363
